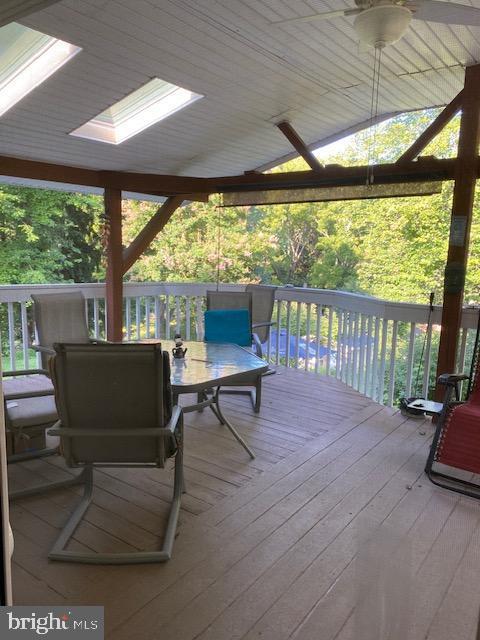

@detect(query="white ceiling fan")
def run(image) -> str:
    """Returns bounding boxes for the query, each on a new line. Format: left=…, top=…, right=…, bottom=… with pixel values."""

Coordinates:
left=272, top=0, right=480, bottom=48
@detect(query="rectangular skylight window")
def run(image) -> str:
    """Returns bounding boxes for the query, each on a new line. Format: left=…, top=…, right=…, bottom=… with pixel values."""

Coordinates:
left=0, top=22, right=81, bottom=117
left=70, top=78, right=203, bottom=144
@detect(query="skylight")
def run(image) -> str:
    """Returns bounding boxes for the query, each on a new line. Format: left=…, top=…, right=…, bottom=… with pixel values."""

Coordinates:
left=70, top=78, right=203, bottom=144
left=0, top=22, right=81, bottom=117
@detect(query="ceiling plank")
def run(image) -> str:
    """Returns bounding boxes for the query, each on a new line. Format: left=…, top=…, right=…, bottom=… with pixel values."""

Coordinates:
left=276, top=121, right=323, bottom=172
left=0, top=1, right=63, bottom=27
left=397, top=90, right=464, bottom=164
left=123, top=196, right=184, bottom=273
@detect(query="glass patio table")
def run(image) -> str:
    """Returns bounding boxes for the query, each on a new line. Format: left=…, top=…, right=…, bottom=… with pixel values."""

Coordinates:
left=165, top=341, right=268, bottom=459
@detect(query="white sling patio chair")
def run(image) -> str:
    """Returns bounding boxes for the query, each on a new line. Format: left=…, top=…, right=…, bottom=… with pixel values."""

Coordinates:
left=44, top=342, right=184, bottom=564
left=205, top=290, right=264, bottom=412
left=4, top=292, right=98, bottom=467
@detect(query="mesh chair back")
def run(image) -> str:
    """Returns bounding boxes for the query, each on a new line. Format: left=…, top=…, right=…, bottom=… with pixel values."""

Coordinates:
left=50, top=343, right=169, bottom=466
left=206, top=291, right=252, bottom=319
left=204, top=309, right=252, bottom=346
left=32, top=292, right=90, bottom=366
left=245, top=284, right=277, bottom=343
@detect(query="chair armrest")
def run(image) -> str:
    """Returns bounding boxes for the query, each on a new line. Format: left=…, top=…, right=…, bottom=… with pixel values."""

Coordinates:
left=48, top=411, right=183, bottom=438
left=252, top=332, right=263, bottom=358
left=164, top=405, right=183, bottom=436
left=32, top=344, right=55, bottom=355
left=252, top=321, right=276, bottom=330
left=3, top=368, right=48, bottom=377
left=438, top=373, right=469, bottom=386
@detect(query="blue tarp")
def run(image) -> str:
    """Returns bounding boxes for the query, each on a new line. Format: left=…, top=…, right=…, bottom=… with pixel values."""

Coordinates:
left=265, top=329, right=333, bottom=360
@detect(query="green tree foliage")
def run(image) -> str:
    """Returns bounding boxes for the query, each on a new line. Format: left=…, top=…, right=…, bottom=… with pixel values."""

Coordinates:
left=0, top=186, right=103, bottom=284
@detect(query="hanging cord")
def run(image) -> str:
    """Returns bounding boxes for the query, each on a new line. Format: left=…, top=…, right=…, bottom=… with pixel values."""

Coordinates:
left=413, top=292, right=435, bottom=397
left=366, top=44, right=383, bottom=186
left=215, top=199, right=222, bottom=291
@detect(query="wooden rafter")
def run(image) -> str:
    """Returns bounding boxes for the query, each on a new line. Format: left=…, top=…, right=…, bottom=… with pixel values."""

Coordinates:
left=122, top=196, right=184, bottom=274
left=397, top=90, right=464, bottom=164
left=276, top=121, right=323, bottom=172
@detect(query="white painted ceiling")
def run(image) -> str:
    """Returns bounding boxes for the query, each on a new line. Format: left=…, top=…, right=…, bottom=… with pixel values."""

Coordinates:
left=1, top=0, right=479, bottom=177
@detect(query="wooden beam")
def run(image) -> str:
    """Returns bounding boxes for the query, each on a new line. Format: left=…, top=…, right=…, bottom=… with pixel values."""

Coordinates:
left=212, top=157, right=463, bottom=192
left=123, top=196, right=184, bottom=274
left=0, top=154, right=477, bottom=196
left=276, top=121, right=323, bottom=172
left=104, top=188, right=123, bottom=342
left=435, top=65, right=480, bottom=398
left=397, top=91, right=464, bottom=164
left=0, top=0, right=63, bottom=27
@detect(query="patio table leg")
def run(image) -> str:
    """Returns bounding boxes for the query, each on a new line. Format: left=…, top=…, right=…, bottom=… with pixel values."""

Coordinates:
left=213, top=387, right=255, bottom=459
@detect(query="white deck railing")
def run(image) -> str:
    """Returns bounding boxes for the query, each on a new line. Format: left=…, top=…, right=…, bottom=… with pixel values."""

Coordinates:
left=0, top=282, right=478, bottom=407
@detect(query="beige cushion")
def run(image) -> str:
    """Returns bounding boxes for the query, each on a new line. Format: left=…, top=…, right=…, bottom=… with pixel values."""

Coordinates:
left=6, top=396, right=57, bottom=430
left=3, top=374, right=57, bottom=429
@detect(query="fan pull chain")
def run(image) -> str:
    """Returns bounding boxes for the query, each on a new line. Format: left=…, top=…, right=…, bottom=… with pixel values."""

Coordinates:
left=366, top=44, right=383, bottom=186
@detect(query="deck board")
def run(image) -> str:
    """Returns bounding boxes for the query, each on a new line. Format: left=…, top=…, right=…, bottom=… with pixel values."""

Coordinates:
left=9, top=367, right=480, bottom=640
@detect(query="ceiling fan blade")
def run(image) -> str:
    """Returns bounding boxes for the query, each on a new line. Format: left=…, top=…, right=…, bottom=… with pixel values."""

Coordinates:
left=271, top=8, right=361, bottom=25
left=408, top=0, right=480, bottom=26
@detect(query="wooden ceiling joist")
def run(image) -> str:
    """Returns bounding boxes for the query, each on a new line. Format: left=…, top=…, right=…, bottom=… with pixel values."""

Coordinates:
left=276, top=121, right=323, bottom=172
left=397, top=90, right=464, bottom=164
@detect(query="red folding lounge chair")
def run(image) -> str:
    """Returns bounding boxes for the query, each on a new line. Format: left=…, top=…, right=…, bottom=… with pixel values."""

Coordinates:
left=426, top=360, right=480, bottom=498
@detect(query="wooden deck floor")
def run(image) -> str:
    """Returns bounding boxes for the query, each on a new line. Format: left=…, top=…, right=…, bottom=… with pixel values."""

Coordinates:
left=9, top=368, right=480, bottom=640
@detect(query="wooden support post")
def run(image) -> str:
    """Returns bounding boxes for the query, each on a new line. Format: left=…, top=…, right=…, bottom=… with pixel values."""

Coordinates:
left=396, top=90, right=463, bottom=164
left=122, top=196, right=184, bottom=273
left=104, top=188, right=123, bottom=342
left=435, top=65, right=480, bottom=399
left=276, top=121, right=324, bottom=172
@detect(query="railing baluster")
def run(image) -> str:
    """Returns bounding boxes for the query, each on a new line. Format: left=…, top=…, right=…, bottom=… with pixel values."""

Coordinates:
left=378, top=319, right=389, bottom=404
left=285, top=301, right=292, bottom=369
left=387, top=320, right=399, bottom=407
left=93, top=298, right=100, bottom=339
left=20, top=302, right=29, bottom=370
left=352, top=312, right=360, bottom=390
left=371, top=317, right=381, bottom=401
left=125, top=298, right=131, bottom=341
left=294, top=302, right=301, bottom=369
left=422, top=321, right=433, bottom=399
left=364, top=315, right=373, bottom=396
left=145, top=297, right=151, bottom=338
left=305, top=303, right=312, bottom=371
left=7, top=302, right=16, bottom=371
left=314, top=304, right=321, bottom=374
left=154, top=297, right=161, bottom=339
left=275, top=300, right=281, bottom=366
left=185, top=297, right=191, bottom=340
left=336, top=310, right=342, bottom=379
left=326, top=306, right=333, bottom=376
left=175, top=296, right=181, bottom=335
left=165, top=295, right=171, bottom=339
left=195, top=296, right=203, bottom=341
left=345, top=311, right=353, bottom=384
left=358, top=314, right=366, bottom=393
left=405, top=322, right=416, bottom=397
left=135, top=297, right=141, bottom=341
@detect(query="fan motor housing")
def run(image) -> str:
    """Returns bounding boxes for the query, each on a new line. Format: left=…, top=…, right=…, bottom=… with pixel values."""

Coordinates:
left=353, top=4, right=412, bottom=47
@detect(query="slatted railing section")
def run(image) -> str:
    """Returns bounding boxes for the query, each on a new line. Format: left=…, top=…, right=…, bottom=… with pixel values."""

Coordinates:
left=0, top=282, right=479, bottom=407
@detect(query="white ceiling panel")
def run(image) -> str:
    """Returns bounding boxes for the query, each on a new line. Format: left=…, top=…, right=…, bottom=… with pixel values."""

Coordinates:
left=0, top=0, right=478, bottom=177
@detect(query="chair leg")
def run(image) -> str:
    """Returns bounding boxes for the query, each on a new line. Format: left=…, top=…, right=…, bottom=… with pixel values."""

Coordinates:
left=49, top=422, right=185, bottom=564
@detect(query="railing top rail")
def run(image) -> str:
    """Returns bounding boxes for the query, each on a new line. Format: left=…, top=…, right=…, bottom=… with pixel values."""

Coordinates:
left=0, top=281, right=478, bottom=328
